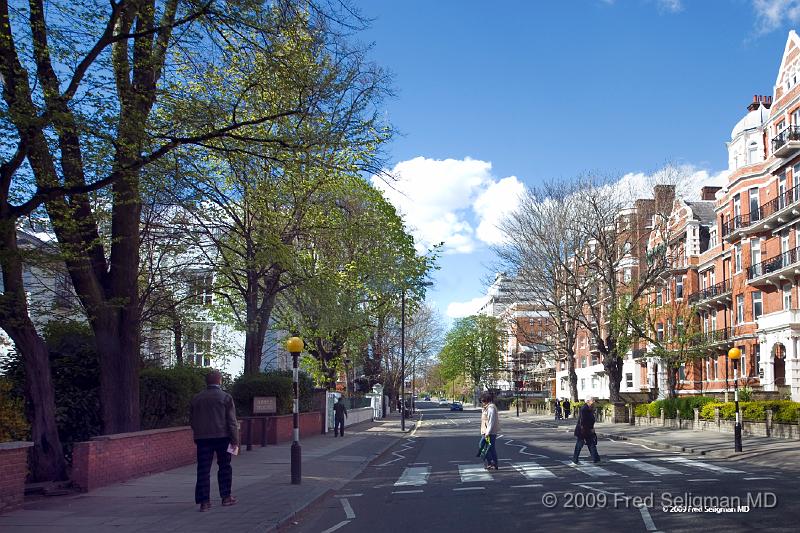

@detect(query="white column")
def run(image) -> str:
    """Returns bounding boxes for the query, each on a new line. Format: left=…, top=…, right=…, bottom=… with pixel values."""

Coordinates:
left=791, top=336, right=800, bottom=402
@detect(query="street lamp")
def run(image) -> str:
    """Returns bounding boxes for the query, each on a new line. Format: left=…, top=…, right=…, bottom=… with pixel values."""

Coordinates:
left=286, top=336, right=304, bottom=484
left=728, top=347, right=743, bottom=452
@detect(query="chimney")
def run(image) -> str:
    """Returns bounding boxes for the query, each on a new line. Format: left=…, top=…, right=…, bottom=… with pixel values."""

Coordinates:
left=748, top=94, right=773, bottom=111
left=654, top=184, right=675, bottom=216
left=700, top=186, right=722, bottom=201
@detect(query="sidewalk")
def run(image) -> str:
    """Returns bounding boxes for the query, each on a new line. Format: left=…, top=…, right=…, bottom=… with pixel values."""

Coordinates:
left=0, top=415, right=412, bottom=533
left=506, top=411, right=800, bottom=468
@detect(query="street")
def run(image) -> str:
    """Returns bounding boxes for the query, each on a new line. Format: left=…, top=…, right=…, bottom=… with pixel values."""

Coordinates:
left=284, top=403, right=799, bottom=533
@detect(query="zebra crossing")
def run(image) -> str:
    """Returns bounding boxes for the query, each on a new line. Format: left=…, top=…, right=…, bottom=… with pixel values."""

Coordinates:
left=391, top=456, right=748, bottom=491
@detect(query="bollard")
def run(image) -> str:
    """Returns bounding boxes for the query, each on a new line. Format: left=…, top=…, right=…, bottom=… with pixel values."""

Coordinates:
left=766, top=409, right=773, bottom=437
left=660, top=408, right=666, bottom=427
left=693, top=408, right=699, bottom=431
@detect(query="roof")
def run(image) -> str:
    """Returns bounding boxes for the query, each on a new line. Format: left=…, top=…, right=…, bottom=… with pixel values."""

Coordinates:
left=686, top=201, right=715, bottom=224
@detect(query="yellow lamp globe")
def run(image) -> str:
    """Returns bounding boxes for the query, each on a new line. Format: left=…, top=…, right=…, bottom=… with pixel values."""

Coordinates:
left=728, top=347, right=742, bottom=360
left=286, top=336, right=304, bottom=353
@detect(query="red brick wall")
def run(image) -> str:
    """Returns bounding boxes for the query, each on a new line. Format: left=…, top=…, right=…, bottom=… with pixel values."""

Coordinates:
left=71, top=427, right=196, bottom=492
left=0, top=442, right=33, bottom=515
left=268, top=413, right=322, bottom=444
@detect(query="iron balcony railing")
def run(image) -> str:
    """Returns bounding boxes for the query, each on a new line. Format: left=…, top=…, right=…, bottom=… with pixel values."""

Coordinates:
left=721, top=213, right=753, bottom=238
left=772, top=125, right=800, bottom=153
left=698, top=326, right=735, bottom=345
left=747, top=245, right=800, bottom=280
left=756, top=183, right=800, bottom=221
left=687, top=279, right=732, bottom=305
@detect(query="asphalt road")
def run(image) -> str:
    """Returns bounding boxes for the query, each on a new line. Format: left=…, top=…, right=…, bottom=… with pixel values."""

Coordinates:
left=283, top=403, right=799, bottom=533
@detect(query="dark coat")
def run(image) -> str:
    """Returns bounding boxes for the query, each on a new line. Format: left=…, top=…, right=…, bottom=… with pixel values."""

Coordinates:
left=334, top=401, right=348, bottom=420
left=562, top=400, right=571, bottom=413
left=190, top=386, right=239, bottom=444
left=573, top=403, right=596, bottom=439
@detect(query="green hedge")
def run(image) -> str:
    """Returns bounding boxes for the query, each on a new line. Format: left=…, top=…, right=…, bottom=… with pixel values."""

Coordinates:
left=643, top=397, right=717, bottom=419
left=0, top=377, right=28, bottom=442
left=699, top=400, right=800, bottom=423
left=140, top=366, right=212, bottom=429
left=230, top=370, right=315, bottom=416
left=494, top=397, right=514, bottom=411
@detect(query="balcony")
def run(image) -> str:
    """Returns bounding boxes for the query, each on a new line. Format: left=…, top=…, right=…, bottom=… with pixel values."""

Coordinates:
left=747, top=245, right=800, bottom=287
left=739, top=184, right=800, bottom=237
left=721, top=213, right=754, bottom=241
left=772, top=125, right=800, bottom=158
left=756, top=309, right=800, bottom=332
left=687, top=279, right=732, bottom=308
left=692, top=326, right=735, bottom=351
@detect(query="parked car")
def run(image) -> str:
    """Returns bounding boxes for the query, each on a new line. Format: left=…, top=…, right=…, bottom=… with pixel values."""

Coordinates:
left=423, top=396, right=431, bottom=401
left=439, top=399, right=450, bottom=407
left=450, top=402, right=463, bottom=411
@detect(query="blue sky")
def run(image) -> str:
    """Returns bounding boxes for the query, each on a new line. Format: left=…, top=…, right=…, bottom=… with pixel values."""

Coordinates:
left=363, top=0, right=800, bottom=322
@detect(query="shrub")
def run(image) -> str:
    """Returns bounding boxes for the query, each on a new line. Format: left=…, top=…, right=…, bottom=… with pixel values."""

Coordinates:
left=699, top=400, right=800, bottom=423
left=230, top=370, right=315, bottom=416
left=642, top=397, right=716, bottom=419
left=140, top=366, right=210, bottom=429
left=494, top=397, right=513, bottom=411
left=634, top=404, right=649, bottom=417
left=0, top=377, right=28, bottom=442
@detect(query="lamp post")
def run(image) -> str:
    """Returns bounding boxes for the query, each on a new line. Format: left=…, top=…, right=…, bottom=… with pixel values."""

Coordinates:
left=728, top=347, right=743, bottom=452
left=286, top=336, right=304, bottom=484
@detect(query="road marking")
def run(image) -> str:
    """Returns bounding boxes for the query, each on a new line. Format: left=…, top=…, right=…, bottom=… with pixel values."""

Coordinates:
left=458, top=464, right=493, bottom=482
left=377, top=437, right=416, bottom=467
left=394, top=466, right=431, bottom=486
left=511, top=483, right=543, bottom=488
left=335, top=493, right=363, bottom=497
left=563, top=460, right=615, bottom=477
left=611, top=439, right=666, bottom=452
left=572, top=481, right=604, bottom=485
left=321, top=520, right=350, bottom=533
left=504, top=439, right=549, bottom=459
left=611, top=458, right=680, bottom=476
left=454, top=486, right=485, bottom=491
left=408, top=462, right=429, bottom=466
left=660, top=456, right=744, bottom=473
left=630, top=480, right=661, bottom=484
left=687, top=479, right=719, bottom=482
left=340, top=498, right=355, bottom=519
left=639, top=504, right=657, bottom=531
left=392, top=490, right=424, bottom=494
left=448, top=460, right=470, bottom=463
left=744, top=476, right=774, bottom=480
left=512, top=462, right=557, bottom=479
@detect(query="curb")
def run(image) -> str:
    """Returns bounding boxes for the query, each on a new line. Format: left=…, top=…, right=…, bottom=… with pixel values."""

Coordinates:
left=267, top=421, right=414, bottom=532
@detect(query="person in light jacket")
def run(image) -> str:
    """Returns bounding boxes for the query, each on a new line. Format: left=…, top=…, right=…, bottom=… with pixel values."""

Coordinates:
left=480, top=392, right=500, bottom=470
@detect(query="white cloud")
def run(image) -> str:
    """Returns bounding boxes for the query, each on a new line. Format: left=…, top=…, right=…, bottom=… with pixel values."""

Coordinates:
left=372, top=157, right=524, bottom=254
left=446, top=296, right=488, bottom=318
left=614, top=164, right=730, bottom=202
left=752, top=0, right=800, bottom=34
left=473, top=176, right=525, bottom=245
left=657, top=0, right=683, bottom=13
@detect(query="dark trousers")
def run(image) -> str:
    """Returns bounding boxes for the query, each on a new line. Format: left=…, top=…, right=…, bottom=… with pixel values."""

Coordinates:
left=334, top=417, right=345, bottom=436
left=485, top=434, right=498, bottom=466
left=573, top=436, right=601, bottom=463
left=195, top=437, right=232, bottom=504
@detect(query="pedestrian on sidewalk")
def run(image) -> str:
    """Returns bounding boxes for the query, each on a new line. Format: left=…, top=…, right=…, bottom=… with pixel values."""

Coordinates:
left=334, top=396, right=348, bottom=437
left=563, top=398, right=571, bottom=419
left=572, top=396, right=601, bottom=464
left=190, top=370, right=239, bottom=512
left=554, top=399, right=563, bottom=420
left=480, top=392, right=500, bottom=470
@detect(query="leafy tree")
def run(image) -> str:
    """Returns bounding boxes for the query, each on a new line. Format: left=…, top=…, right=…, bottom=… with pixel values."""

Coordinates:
left=440, top=314, right=504, bottom=404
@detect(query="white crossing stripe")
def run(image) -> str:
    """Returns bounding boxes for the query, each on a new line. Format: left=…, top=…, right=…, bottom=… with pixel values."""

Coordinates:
left=394, top=466, right=431, bottom=486
left=611, top=458, right=680, bottom=476
left=562, top=460, right=616, bottom=477
left=458, top=464, right=493, bottom=482
left=512, top=462, right=556, bottom=479
left=660, top=456, right=744, bottom=474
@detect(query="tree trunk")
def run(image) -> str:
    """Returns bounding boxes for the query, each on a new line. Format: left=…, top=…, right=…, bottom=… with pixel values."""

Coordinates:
left=565, top=347, right=579, bottom=402
left=667, top=365, right=678, bottom=399
left=94, top=311, right=141, bottom=434
left=605, top=356, right=623, bottom=403
left=172, top=312, right=183, bottom=365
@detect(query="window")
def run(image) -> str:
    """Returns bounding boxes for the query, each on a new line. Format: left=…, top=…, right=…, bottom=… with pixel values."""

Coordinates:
left=709, top=269, right=716, bottom=287
left=665, top=284, right=672, bottom=303
left=626, top=373, right=633, bottom=388
left=735, top=244, right=742, bottom=273
left=676, top=276, right=684, bottom=299
left=736, top=294, right=745, bottom=323
left=779, top=174, right=788, bottom=209
left=591, top=377, right=599, bottom=389
left=748, top=143, right=759, bottom=165
left=710, top=309, right=717, bottom=331
left=750, top=238, right=761, bottom=272
left=733, top=194, right=741, bottom=220
left=186, top=326, right=213, bottom=367
left=666, top=319, right=672, bottom=340
left=656, top=323, right=664, bottom=341
left=678, top=364, right=686, bottom=381
left=752, top=291, right=763, bottom=320
left=656, top=290, right=663, bottom=307
left=54, top=272, right=75, bottom=309
left=188, top=272, right=213, bottom=306
left=755, top=344, right=761, bottom=376
left=591, top=353, right=599, bottom=366
left=782, top=230, right=791, bottom=256
left=581, top=378, right=586, bottom=390
left=739, top=346, right=748, bottom=376
left=623, top=268, right=632, bottom=283
left=784, top=284, right=793, bottom=310
left=749, top=187, right=760, bottom=220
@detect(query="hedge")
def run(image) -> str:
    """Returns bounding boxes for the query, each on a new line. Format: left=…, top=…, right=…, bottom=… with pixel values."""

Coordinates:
left=230, top=370, right=315, bottom=416
left=0, top=377, right=28, bottom=442
left=643, top=397, right=716, bottom=419
left=699, top=400, right=800, bottom=423
left=140, top=366, right=212, bottom=429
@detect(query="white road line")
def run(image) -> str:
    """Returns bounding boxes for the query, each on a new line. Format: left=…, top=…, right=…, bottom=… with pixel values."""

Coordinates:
left=458, top=464, right=493, bottom=482
left=511, top=484, right=543, bottom=488
left=377, top=437, right=416, bottom=467
left=394, top=466, right=431, bottom=486
left=408, top=462, right=429, bottom=466
left=611, top=439, right=667, bottom=452
left=572, top=481, right=604, bottom=485
left=688, top=479, right=719, bottom=482
left=392, top=490, right=424, bottom=494
left=335, top=493, right=363, bottom=498
left=512, top=462, right=557, bottom=479
left=611, top=458, right=680, bottom=476
left=744, top=476, right=774, bottom=480
left=321, top=520, right=351, bottom=533
left=454, top=486, right=485, bottom=491
left=630, top=480, right=661, bottom=484
left=660, top=456, right=744, bottom=473
left=639, top=504, right=657, bottom=531
left=340, top=498, right=355, bottom=519
left=504, top=439, right=549, bottom=459
left=563, top=460, right=615, bottom=477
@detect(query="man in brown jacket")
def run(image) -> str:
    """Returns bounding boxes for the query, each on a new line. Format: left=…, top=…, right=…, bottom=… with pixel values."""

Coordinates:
left=190, top=370, right=239, bottom=512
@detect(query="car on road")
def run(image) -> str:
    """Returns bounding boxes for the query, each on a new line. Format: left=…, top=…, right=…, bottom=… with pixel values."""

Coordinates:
left=423, top=396, right=431, bottom=401
left=439, top=399, right=450, bottom=407
left=450, top=401, right=463, bottom=411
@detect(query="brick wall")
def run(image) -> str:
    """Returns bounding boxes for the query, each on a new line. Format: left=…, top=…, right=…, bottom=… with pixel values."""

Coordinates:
left=0, top=442, right=33, bottom=515
left=268, top=412, right=322, bottom=444
left=71, top=427, right=195, bottom=492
